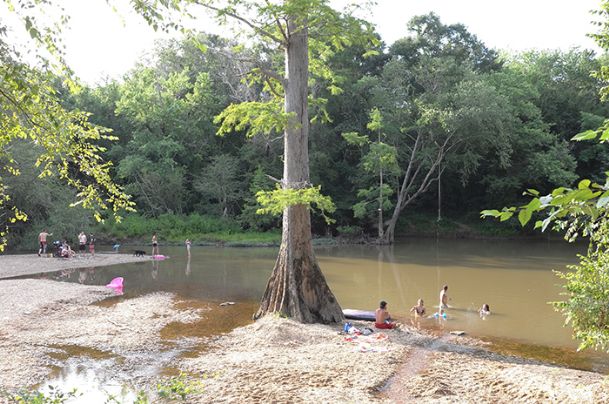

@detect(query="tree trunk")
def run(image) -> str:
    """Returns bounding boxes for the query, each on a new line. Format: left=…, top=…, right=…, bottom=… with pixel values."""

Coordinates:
left=382, top=133, right=451, bottom=244
left=254, top=17, right=343, bottom=323
left=437, top=164, right=441, bottom=222
left=378, top=164, right=384, bottom=240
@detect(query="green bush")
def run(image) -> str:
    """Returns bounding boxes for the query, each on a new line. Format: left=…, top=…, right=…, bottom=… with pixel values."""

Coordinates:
left=95, top=213, right=280, bottom=244
left=336, top=225, right=363, bottom=238
left=0, top=386, right=80, bottom=404
left=554, top=248, right=609, bottom=352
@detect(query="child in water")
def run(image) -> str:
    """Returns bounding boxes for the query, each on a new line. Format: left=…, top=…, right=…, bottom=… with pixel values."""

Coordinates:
left=479, top=303, right=491, bottom=317
left=410, top=298, right=426, bottom=317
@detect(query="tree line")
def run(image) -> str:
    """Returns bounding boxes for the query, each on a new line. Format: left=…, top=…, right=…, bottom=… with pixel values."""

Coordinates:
left=4, top=13, right=609, bottom=247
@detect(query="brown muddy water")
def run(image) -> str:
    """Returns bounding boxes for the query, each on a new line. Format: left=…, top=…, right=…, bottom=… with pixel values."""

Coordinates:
left=29, top=238, right=609, bottom=400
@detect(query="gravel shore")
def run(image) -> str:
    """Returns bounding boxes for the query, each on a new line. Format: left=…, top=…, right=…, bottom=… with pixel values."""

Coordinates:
left=0, top=253, right=147, bottom=279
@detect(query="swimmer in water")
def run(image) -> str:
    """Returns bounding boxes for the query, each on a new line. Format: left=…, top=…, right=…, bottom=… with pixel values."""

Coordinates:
left=439, top=284, right=449, bottom=309
left=410, top=298, right=426, bottom=317
left=479, top=303, right=491, bottom=317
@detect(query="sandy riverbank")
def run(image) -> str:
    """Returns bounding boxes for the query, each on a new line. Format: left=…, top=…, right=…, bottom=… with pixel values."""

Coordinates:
left=0, top=279, right=201, bottom=394
left=178, top=318, right=609, bottom=403
left=0, top=253, right=148, bottom=279
left=0, top=255, right=608, bottom=402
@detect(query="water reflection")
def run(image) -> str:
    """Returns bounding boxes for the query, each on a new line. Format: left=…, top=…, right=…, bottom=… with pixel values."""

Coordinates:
left=151, top=260, right=159, bottom=280
left=185, top=255, right=191, bottom=277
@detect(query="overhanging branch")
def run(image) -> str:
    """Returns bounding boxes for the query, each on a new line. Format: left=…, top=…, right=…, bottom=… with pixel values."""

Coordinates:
left=194, top=1, right=287, bottom=47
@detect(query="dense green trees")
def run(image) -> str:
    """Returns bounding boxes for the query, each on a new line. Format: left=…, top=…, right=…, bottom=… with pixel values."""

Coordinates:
left=4, top=7, right=609, bottom=249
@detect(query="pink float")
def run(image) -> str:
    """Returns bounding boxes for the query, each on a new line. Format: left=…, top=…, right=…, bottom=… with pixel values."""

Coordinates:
left=106, top=277, right=123, bottom=288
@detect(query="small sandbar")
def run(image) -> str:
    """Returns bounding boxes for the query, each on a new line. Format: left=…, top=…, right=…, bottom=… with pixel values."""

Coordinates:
left=0, top=253, right=148, bottom=279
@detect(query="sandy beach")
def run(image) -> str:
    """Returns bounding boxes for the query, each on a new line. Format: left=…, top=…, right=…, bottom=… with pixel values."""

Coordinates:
left=0, top=253, right=147, bottom=279
left=0, top=254, right=608, bottom=403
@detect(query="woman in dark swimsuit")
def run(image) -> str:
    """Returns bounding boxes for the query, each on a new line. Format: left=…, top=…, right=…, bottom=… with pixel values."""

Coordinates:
left=151, top=232, right=159, bottom=256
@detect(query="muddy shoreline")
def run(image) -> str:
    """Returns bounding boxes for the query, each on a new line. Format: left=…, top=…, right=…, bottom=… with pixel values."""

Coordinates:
left=0, top=256, right=608, bottom=402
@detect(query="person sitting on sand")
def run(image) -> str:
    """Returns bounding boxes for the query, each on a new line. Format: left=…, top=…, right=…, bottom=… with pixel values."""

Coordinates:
left=375, top=300, right=396, bottom=329
left=410, top=298, right=426, bottom=317
left=60, top=240, right=74, bottom=258
left=479, top=303, right=491, bottom=317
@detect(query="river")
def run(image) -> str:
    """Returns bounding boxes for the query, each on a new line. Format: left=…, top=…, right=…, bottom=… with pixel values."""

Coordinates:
left=38, top=238, right=608, bottom=400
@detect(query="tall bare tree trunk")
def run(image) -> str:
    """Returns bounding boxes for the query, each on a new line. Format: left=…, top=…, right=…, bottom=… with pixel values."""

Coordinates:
left=378, top=164, right=384, bottom=240
left=378, top=129, right=385, bottom=242
left=254, top=17, right=343, bottom=323
left=437, top=164, right=441, bottom=222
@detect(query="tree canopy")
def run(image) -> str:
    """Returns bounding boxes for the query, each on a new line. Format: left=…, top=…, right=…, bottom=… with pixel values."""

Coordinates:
left=3, top=3, right=609, bottom=257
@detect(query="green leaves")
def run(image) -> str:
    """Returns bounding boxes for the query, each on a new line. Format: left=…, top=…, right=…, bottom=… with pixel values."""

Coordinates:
left=571, top=129, right=598, bottom=141
left=0, top=55, right=135, bottom=250
left=214, top=101, right=290, bottom=138
left=256, top=185, right=336, bottom=224
left=341, top=132, right=369, bottom=146
left=553, top=248, right=609, bottom=352
left=517, top=209, right=532, bottom=227
left=571, top=123, right=609, bottom=143
left=366, top=107, right=383, bottom=132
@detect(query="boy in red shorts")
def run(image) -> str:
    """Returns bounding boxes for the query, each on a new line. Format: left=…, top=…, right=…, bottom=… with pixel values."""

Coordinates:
left=375, top=300, right=396, bottom=329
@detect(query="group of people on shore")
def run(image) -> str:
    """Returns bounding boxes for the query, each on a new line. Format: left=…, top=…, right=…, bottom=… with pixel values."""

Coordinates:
left=38, top=229, right=191, bottom=258
left=375, top=284, right=491, bottom=329
left=37, top=229, right=95, bottom=258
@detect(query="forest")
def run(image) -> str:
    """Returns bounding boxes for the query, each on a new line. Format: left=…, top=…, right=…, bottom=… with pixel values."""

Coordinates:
left=4, top=12, right=609, bottom=248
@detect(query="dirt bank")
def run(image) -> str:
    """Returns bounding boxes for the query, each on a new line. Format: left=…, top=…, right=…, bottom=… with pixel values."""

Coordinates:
left=0, top=253, right=147, bottom=279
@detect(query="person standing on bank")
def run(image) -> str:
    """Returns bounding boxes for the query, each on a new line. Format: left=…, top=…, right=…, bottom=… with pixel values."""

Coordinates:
left=152, top=232, right=159, bottom=256
left=38, top=229, right=52, bottom=257
left=88, top=233, right=96, bottom=257
left=78, top=232, right=87, bottom=257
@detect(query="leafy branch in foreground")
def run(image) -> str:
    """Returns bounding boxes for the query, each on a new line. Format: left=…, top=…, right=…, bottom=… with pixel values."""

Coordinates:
left=156, top=372, right=206, bottom=401
left=0, top=385, right=80, bottom=404
left=1, top=0, right=135, bottom=250
left=481, top=130, right=609, bottom=352
left=482, top=0, right=609, bottom=349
